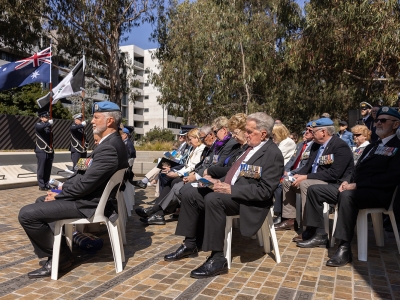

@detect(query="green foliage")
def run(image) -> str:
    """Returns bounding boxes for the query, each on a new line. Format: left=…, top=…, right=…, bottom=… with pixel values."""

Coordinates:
left=143, top=126, right=175, bottom=142
left=135, top=141, right=174, bottom=151
left=0, top=84, right=71, bottom=119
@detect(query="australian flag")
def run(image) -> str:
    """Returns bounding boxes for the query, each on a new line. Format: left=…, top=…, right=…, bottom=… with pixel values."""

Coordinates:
left=0, top=47, right=51, bottom=91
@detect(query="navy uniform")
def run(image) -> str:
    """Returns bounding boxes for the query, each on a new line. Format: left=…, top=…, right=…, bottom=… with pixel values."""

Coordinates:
left=35, top=111, right=54, bottom=191
left=70, top=113, right=87, bottom=169
left=121, top=127, right=136, bottom=159
left=357, top=102, right=374, bottom=131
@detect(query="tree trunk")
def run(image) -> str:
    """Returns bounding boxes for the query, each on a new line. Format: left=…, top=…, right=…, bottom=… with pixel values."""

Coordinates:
left=108, top=30, right=122, bottom=107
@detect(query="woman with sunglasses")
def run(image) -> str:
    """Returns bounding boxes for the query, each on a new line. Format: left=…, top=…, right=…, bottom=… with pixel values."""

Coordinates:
left=350, top=125, right=371, bottom=163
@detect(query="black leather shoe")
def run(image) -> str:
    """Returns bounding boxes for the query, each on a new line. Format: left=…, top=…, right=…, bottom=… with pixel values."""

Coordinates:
left=29, top=256, right=72, bottom=278
left=140, top=214, right=166, bottom=225
left=39, top=187, right=48, bottom=191
left=274, top=218, right=296, bottom=231
left=292, top=229, right=316, bottom=242
left=135, top=207, right=153, bottom=218
left=297, top=234, right=328, bottom=248
left=132, top=180, right=147, bottom=189
left=326, top=245, right=352, bottom=267
left=164, top=244, right=198, bottom=261
left=273, top=215, right=281, bottom=225
left=190, top=257, right=228, bottom=279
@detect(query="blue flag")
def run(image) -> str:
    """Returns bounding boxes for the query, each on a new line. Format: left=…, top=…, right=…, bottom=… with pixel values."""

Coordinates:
left=0, top=47, right=51, bottom=91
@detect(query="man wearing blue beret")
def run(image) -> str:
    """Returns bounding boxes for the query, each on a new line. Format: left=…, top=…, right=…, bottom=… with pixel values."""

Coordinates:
left=297, top=107, right=400, bottom=266
left=275, top=118, right=354, bottom=239
left=19, top=101, right=129, bottom=278
left=120, top=127, right=136, bottom=160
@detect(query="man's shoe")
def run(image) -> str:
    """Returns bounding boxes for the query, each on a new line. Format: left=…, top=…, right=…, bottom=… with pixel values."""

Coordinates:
left=190, top=257, right=228, bottom=279
left=132, top=180, right=147, bottom=189
left=297, top=234, right=328, bottom=248
left=139, top=214, right=166, bottom=225
left=39, top=187, right=48, bottom=191
left=274, top=218, right=296, bottom=231
left=292, top=229, right=315, bottom=242
left=273, top=215, right=281, bottom=225
left=164, top=244, right=198, bottom=261
left=29, top=256, right=72, bottom=278
left=326, top=245, right=352, bottom=267
left=135, top=207, right=153, bottom=218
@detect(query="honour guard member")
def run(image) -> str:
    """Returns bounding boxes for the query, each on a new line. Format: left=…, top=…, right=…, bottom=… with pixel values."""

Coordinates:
left=70, top=113, right=87, bottom=169
left=35, top=111, right=54, bottom=191
left=357, top=101, right=373, bottom=131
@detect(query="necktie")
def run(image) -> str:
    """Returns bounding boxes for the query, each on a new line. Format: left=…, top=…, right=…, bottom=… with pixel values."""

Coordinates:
left=292, top=142, right=307, bottom=170
left=224, top=146, right=253, bottom=184
left=359, top=140, right=381, bottom=164
left=311, top=145, right=325, bottom=173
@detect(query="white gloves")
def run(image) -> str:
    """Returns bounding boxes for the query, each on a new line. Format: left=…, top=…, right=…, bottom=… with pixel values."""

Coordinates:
left=82, top=121, right=87, bottom=126
left=48, top=119, right=53, bottom=125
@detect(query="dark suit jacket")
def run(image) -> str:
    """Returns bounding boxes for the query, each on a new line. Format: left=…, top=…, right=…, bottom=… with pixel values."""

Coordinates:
left=297, top=135, right=354, bottom=183
left=221, top=139, right=284, bottom=237
left=285, top=141, right=313, bottom=173
left=207, top=143, right=248, bottom=179
left=194, top=144, right=215, bottom=176
left=348, top=136, right=400, bottom=208
left=56, top=131, right=129, bottom=218
left=215, top=137, right=239, bottom=166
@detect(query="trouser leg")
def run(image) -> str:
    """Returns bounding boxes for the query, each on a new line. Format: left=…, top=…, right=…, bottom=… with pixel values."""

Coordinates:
left=202, top=193, right=240, bottom=252
left=299, top=179, right=327, bottom=224
left=305, top=184, right=339, bottom=228
left=273, top=184, right=283, bottom=214
left=175, top=186, right=212, bottom=238
left=18, top=200, right=85, bottom=258
left=36, top=152, right=47, bottom=188
left=43, top=152, right=54, bottom=186
left=282, top=179, right=299, bottom=219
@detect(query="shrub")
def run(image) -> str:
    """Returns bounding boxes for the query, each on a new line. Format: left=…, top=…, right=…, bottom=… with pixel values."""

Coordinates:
left=143, top=126, right=175, bottom=142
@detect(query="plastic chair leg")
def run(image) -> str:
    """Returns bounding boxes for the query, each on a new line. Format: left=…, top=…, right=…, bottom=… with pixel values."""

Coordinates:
left=260, top=218, right=270, bottom=253
left=388, top=211, right=400, bottom=254
left=51, top=221, right=63, bottom=280
left=357, top=210, right=369, bottom=261
left=224, top=216, right=234, bottom=269
left=268, top=208, right=281, bottom=263
left=330, top=206, right=338, bottom=247
left=323, top=202, right=330, bottom=236
left=107, top=220, right=123, bottom=273
left=371, top=212, right=384, bottom=247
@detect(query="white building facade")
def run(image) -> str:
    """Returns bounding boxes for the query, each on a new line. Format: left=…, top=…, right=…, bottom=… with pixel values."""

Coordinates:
left=120, top=45, right=183, bottom=139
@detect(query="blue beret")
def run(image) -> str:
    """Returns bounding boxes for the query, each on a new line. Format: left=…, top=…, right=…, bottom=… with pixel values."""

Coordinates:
left=310, top=118, right=334, bottom=127
left=122, top=128, right=130, bottom=134
left=376, top=106, right=400, bottom=120
left=92, top=101, right=120, bottom=113
left=306, top=121, right=313, bottom=127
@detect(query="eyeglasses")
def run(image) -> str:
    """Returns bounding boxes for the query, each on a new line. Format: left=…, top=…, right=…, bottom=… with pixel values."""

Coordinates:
left=213, top=127, right=222, bottom=136
left=374, top=118, right=397, bottom=124
left=312, top=128, right=323, bottom=134
left=305, top=129, right=313, bottom=133
left=353, top=133, right=362, bottom=137
left=199, top=135, right=207, bottom=141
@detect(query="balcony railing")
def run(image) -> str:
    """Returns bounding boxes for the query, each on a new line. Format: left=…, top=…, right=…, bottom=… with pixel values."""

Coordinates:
left=134, top=60, right=144, bottom=68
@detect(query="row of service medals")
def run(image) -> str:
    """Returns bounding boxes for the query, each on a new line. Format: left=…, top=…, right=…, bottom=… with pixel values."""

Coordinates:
left=239, top=163, right=262, bottom=179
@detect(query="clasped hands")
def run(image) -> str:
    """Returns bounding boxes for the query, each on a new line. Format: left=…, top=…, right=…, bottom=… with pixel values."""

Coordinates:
left=203, top=175, right=231, bottom=194
left=338, top=181, right=356, bottom=192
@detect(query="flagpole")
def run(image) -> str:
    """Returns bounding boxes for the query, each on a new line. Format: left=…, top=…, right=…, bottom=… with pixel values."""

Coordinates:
left=49, top=40, right=53, bottom=149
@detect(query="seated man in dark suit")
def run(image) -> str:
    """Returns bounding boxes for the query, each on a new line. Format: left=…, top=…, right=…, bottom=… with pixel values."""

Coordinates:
left=163, top=112, right=284, bottom=278
left=297, top=107, right=400, bottom=266
left=18, top=101, right=129, bottom=278
left=275, top=118, right=354, bottom=234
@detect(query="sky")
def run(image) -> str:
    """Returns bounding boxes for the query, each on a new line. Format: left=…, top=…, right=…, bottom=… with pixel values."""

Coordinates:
left=121, top=0, right=307, bottom=50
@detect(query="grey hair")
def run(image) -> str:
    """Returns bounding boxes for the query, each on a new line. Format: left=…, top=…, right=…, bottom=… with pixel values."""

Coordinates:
left=324, top=126, right=336, bottom=136
left=199, top=125, right=212, bottom=135
left=104, top=111, right=122, bottom=128
left=247, top=112, right=275, bottom=136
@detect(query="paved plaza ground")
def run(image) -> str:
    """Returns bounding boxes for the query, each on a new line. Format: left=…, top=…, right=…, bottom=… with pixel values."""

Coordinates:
left=0, top=185, right=400, bottom=299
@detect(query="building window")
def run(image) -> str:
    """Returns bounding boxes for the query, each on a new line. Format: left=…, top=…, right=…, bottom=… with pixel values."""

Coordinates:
left=144, top=95, right=149, bottom=99
left=144, top=121, right=149, bottom=125
left=168, top=122, right=181, bottom=129
left=145, top=82, right=149, bottom=87
left=145, top=68, right=150, bottom=74
left=144, top=108, right=149, bottom=112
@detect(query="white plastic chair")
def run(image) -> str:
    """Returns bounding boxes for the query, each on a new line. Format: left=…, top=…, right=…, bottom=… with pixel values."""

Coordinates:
left=224, top=207, right=281, bottom=269
left=51, top=169, right=126, bottom=280
left=356, top=187, right=400, bottom=261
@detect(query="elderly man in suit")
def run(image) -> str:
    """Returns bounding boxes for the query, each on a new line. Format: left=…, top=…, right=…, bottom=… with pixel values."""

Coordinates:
left=163, top=112, right=284, bottom=279
left=297, top=107, right=400, bottom=266
left=275, top=118, right=354, bottom=234
left=18, top=101, right=129, bottom=278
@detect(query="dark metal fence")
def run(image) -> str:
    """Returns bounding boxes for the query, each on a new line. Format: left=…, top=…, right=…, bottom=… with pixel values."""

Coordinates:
left=0, top=114, right=95, bottom=150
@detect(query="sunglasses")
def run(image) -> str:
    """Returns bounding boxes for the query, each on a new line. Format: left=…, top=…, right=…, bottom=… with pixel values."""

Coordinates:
left=353, top=133, right=362, bottom=137
left=213, top=127, right=222, bottom=135
left=305, top=129, right=313, bottom=133
left=374, top=118, right=397, bottom=124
